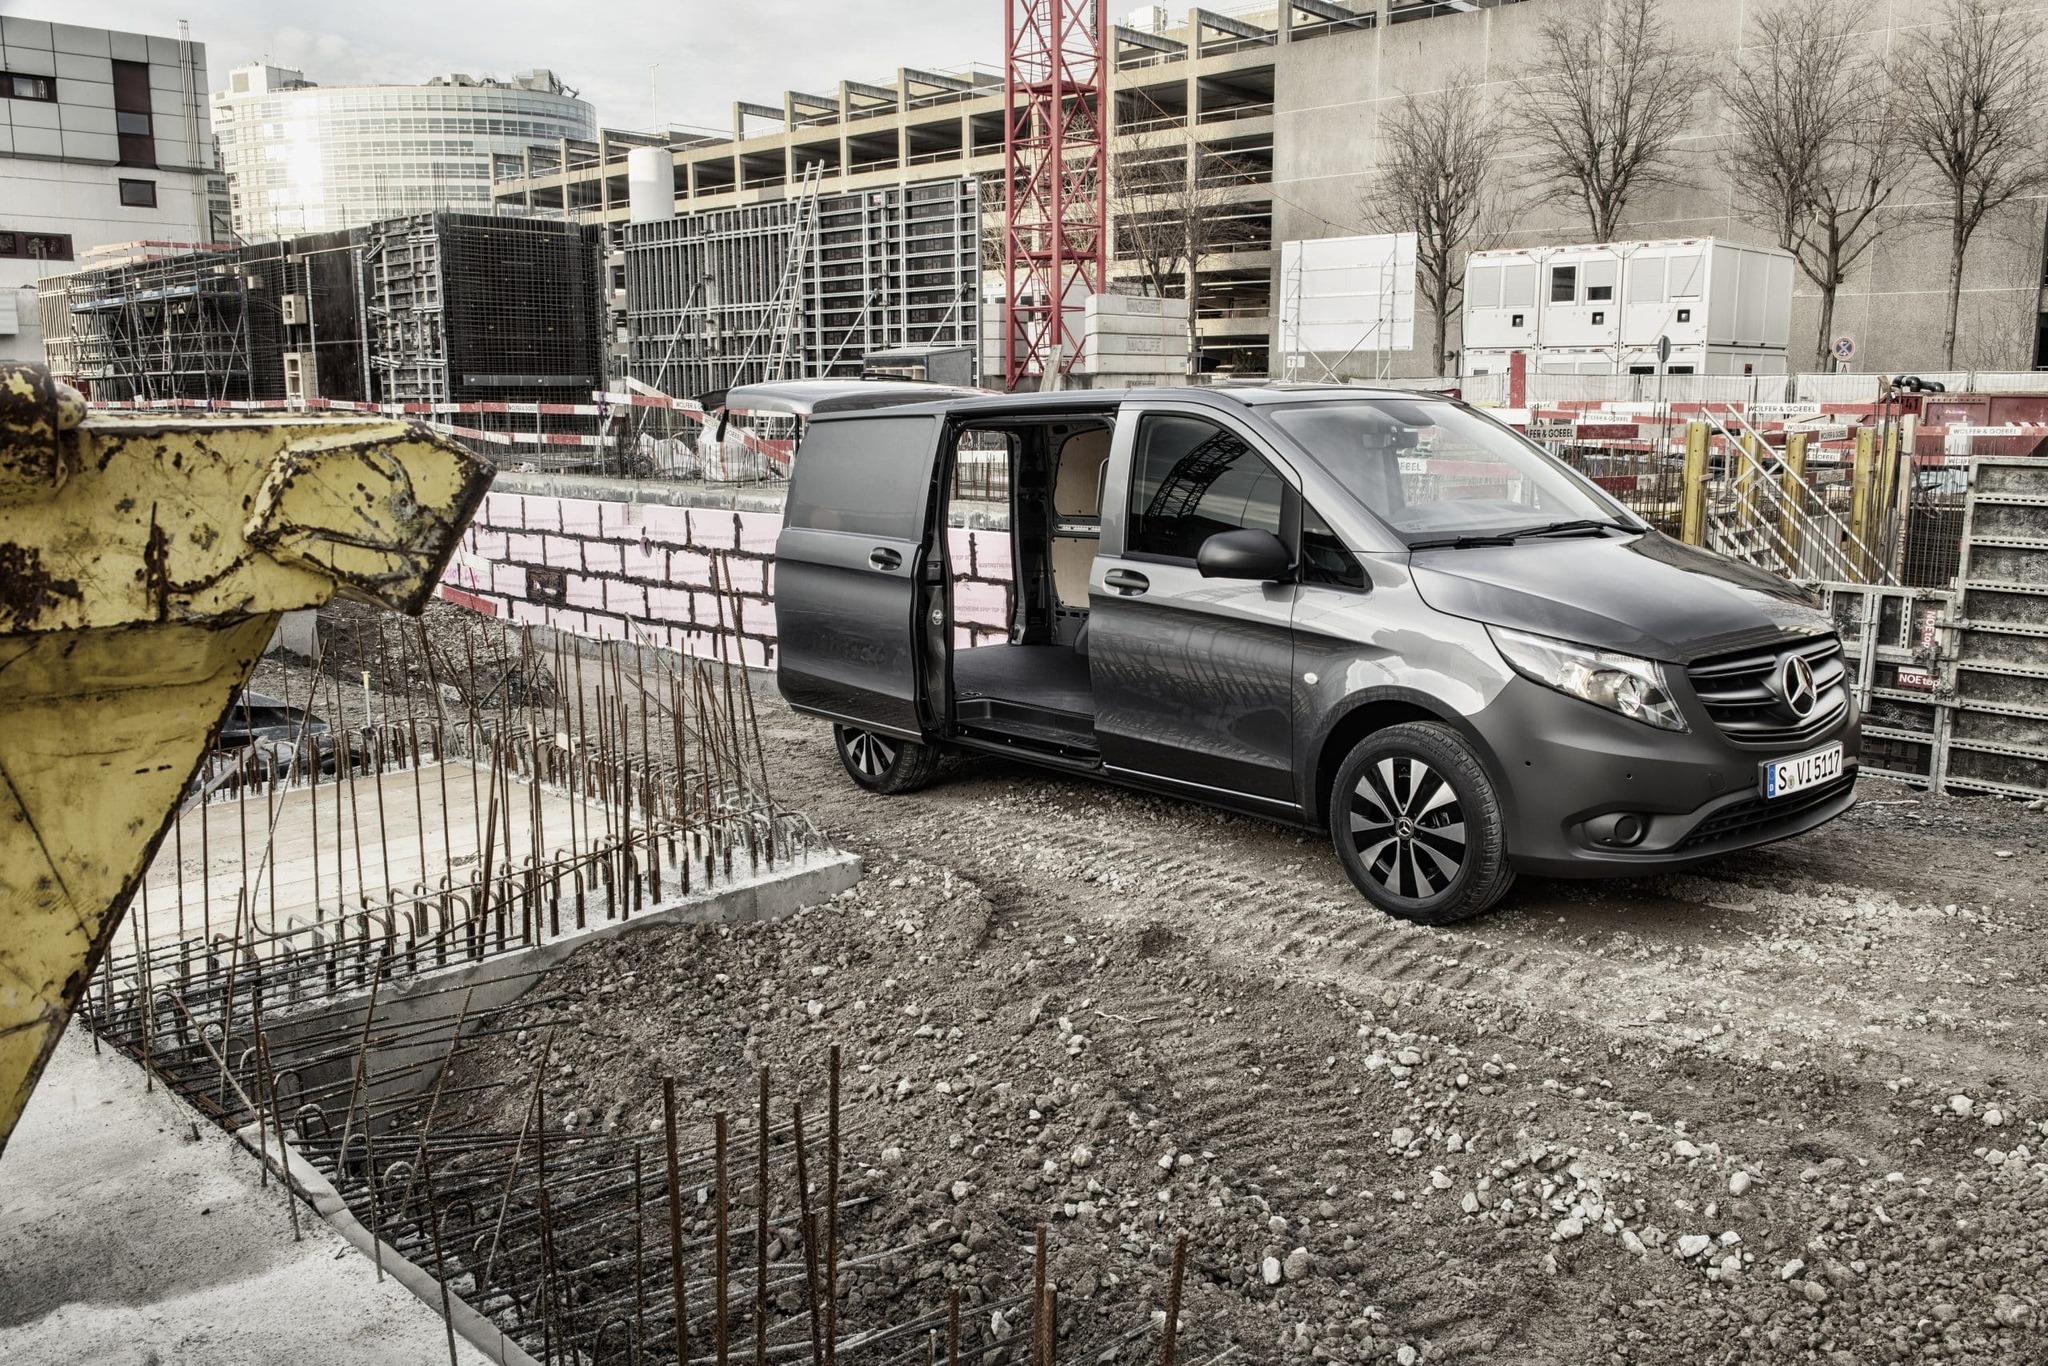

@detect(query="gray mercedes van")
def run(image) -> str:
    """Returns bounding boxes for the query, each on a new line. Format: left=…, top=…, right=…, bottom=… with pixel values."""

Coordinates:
left=773, top=384, right=1858, bottom=923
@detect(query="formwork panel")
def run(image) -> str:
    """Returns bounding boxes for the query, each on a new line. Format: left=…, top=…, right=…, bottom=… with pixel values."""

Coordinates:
left=1956, top=502, right=2048, bottom=542
left=1955, top=628, right=2048, bottom=670
left=623, top=175, right=981, bottom=400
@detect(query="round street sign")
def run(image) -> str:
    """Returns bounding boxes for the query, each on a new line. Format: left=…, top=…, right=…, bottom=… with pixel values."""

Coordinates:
left=1833, top=336, right=1856, bottom=361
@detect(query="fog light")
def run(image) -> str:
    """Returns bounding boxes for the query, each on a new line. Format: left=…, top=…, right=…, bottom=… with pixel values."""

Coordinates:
left=1585, top=813, right=1649, bottom=848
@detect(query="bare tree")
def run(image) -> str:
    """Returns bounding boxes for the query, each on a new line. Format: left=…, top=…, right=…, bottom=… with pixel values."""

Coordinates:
left=1360, top=78, right=1499, bottom=376
left=1894, top=0, right=2048, bottom=369
left=1517, top=0, right=1696, bottom=243
left=1108, top=100, right=1265, bottom=377
left=1721, top=0, right=1909, bottom=369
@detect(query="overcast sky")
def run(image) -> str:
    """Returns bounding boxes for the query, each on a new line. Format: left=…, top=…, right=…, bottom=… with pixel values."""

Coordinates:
left=1, top=1, right=1003, bottom=135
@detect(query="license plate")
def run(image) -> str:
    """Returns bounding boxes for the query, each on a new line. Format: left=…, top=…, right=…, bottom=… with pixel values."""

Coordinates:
left=1762, top=743, right=1843, bottom=799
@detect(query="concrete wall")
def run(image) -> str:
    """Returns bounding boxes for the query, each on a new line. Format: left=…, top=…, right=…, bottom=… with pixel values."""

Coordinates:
left=1272, top=0, right=2048, bottom=378
left=439, top=476, right=1016, bottom=664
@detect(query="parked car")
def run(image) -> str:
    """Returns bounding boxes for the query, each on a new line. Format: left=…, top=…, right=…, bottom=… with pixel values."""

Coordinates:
left=774, top=385, right=1859, bottom=923
left=215, top=691, right=354, bottom=775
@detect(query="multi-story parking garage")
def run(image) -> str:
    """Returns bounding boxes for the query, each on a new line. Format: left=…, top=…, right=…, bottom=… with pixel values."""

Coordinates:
left=488, top=0, right=2048, bottom=382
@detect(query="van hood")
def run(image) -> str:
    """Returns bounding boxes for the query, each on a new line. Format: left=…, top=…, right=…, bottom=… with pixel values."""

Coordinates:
left=1408, top=530, right=1831, bottom=664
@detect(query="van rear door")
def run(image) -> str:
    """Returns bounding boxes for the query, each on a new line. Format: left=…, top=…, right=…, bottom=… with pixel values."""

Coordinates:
left=776, top=413, right=945, bottom=737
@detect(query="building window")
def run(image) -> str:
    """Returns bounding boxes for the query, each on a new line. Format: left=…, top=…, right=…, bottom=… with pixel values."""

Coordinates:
left=119, top=178, right=158, bottom=208
left=0, top=231, right=73, bottom=260
left=4, top=73, right=55, bottom=101
left=112, top=59, right=156, bottom=169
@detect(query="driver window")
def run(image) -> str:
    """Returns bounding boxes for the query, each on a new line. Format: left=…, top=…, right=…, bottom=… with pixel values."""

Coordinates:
left=1127, top=414, right=1284, bottom=560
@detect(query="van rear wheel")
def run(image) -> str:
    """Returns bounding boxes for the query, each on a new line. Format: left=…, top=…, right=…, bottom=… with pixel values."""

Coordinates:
left=833, top=725, right=943, bottom=795
left=1330, top=722, right=1513, bottom=925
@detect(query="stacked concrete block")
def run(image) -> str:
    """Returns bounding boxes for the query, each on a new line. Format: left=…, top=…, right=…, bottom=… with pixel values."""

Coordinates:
left=1079, top=292, right=1191, bottom=380
left=441, top=490, right=1016, bottom=668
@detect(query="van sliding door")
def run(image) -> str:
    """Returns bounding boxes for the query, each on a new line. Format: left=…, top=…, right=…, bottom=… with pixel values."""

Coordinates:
left=775, top=414, right=943, bottom=737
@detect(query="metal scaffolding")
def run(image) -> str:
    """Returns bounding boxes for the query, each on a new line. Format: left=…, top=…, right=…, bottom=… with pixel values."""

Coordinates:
left=56, top=248, right=257, bottom=403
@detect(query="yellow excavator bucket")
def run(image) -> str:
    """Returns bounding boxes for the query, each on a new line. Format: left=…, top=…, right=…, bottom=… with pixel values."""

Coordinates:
left=0, top=364, right=492, bottom=1157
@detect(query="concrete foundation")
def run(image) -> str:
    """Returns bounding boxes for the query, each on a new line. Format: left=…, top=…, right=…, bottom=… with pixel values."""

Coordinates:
left=0, top=1030, right=494, bottom=1365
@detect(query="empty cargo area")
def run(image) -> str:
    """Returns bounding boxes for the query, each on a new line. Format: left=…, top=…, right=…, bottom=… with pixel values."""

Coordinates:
left=946, top=412, right=1115, bottom=753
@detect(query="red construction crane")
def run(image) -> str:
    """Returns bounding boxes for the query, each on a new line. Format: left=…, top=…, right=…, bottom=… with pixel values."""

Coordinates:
left=1001, top=0, right=1108, bottom=391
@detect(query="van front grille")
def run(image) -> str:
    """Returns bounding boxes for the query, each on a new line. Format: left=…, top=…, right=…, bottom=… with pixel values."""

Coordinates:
left=1686, top=635, right=1848, bottom=748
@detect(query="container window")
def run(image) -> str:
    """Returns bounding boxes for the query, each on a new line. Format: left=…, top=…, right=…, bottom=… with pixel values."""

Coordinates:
left=1466, top=264, right=1501, bottom=310
left=1671, top=255, right=1705, bottom=297
left=1585, top=259, right=1617, bottom=302
left=1627, top=255, right=1664, bottom=303
left=1502, top=262, right=1538, bottom=308
left=1550, top=266, right=1577, bottom=303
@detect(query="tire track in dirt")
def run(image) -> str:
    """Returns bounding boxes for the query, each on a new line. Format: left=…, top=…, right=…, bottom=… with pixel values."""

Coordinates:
left=765, top=701, right=2048, bottom=1099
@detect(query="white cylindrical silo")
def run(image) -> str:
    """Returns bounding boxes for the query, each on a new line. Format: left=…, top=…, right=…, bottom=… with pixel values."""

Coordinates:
left=627, top=146, right=677, bottom=224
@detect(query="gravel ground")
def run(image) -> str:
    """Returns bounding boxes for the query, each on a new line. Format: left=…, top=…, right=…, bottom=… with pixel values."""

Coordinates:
left=449, top=673, right=2048, bottom=1366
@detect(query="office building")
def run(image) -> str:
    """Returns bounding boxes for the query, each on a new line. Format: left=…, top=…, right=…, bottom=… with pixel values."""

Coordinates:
left=0, top=16, right=227, bottom=366
left=211, top=64, right=596, bottom=240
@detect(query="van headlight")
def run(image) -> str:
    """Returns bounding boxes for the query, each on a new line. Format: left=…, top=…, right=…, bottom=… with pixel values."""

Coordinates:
left=1488, top=626, right=1688, bottom=732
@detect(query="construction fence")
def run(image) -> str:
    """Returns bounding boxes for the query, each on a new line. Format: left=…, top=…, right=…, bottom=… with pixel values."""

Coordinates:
left=1821, top=458, right=2048, bottom=799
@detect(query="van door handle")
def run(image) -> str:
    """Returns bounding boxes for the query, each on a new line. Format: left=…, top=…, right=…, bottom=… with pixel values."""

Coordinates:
left=1104, top=568, right=1149, bottom=596
left=869, top=547, right=902, bottom=571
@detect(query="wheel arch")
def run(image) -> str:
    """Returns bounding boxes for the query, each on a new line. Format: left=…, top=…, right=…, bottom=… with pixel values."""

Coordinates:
left=1306, top=688, right=1509, bottom=830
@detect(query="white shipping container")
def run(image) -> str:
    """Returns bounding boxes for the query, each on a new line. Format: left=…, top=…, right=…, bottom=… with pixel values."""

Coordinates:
left=1462, top=238, right=1793, bottom=376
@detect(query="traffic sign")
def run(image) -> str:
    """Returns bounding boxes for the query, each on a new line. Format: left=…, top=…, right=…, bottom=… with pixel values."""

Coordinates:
left=1832, top=336, right=1856, bottom=362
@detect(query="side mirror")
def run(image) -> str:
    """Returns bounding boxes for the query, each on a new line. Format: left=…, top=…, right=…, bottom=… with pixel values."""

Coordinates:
left=1197, top=528, right=1292, bottom=582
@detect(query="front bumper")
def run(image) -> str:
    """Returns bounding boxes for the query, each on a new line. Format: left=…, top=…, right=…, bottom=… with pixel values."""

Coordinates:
left=1472, top=675, right=1861, bottom=878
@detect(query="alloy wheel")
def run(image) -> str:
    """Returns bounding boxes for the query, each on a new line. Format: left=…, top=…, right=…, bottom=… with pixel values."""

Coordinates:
left=844, top=729, right=898, bottom=779
left=1350, top=755, right=1468, bottom=900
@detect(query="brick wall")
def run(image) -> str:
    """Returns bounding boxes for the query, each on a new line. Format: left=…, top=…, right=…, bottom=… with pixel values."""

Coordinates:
left=440, top=484, right=1015, bottom=666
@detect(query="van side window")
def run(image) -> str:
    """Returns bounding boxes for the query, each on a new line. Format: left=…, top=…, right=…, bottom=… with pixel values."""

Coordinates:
left=784, top=415, right=941, bottom=540
left=1127, top=414, right=1284, bottom=561
left=1301, top=506, right=1366, bottom=589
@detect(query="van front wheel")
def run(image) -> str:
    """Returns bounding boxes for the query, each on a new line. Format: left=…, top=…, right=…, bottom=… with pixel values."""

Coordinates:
left=833, top=725, right=943, bottom=795
left=1330, top=722, right=1513, bottom=924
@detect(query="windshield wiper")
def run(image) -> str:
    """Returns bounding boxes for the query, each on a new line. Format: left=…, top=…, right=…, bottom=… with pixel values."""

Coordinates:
left=1407, top=532, right=1520, bottom=550
left=1406, top=519, right=1638, bottom=551
left=1515, top=519, right=1639, bottom=539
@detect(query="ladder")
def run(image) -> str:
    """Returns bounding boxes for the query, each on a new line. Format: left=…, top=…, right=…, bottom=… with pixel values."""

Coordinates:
left=743, top=160, right=825, bottom=385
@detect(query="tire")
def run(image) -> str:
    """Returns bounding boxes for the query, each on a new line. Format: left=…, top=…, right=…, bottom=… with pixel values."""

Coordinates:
left=832, top=724, right=944, bottom=795
left=1329, top=721, right=1514, bottom=925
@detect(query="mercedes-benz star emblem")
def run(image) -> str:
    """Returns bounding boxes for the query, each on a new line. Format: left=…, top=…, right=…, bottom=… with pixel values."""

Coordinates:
left=1781, top=654, right=1818, bottom=717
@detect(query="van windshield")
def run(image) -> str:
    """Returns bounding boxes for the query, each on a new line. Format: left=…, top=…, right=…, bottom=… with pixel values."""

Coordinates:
left=1267, top=399, right=1636, bottom=544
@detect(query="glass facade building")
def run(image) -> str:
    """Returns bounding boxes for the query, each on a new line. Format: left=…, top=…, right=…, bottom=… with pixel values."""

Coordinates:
left=212, top=65, right=595, bottom=240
